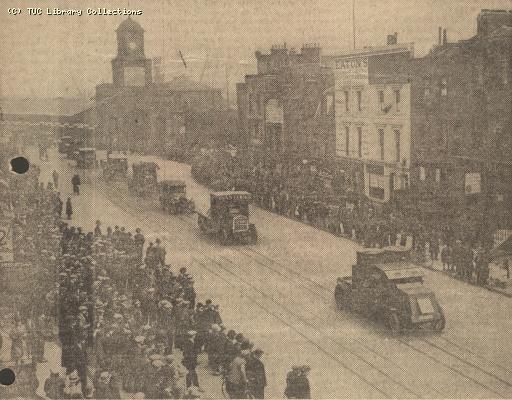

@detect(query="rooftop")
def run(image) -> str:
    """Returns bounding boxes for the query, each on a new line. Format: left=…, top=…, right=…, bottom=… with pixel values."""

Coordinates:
left=0, top=97, right=94, bottom=117
left=116, top=17, right=144, bottom=32
left=161, top=75, right=219, bottom=92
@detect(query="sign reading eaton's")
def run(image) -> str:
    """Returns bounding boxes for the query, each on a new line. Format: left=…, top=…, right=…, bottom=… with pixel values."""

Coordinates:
left=334, top=56, right=369, bottom=86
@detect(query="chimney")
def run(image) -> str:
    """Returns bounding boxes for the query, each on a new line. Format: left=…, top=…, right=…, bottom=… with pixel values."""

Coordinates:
left=438, top=27, right=442, bottom=45
left=387, top=32, right=398, bottom=45
left=442, top=29, right=447, bottom=45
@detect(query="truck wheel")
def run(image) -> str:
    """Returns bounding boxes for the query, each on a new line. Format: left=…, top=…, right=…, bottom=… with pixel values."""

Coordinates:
left=387, top=313, right=402, bottom=335
left=432, top=315, right=446, bottom=332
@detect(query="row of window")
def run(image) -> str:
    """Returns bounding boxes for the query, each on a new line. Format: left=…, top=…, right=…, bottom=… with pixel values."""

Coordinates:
left=342, top=126, right=401, bottom=162
left=342, top=89, right=401, bottom=113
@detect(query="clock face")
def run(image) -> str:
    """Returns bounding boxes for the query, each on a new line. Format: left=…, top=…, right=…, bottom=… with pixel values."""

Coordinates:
left=128, top=41, right=138, bottom=51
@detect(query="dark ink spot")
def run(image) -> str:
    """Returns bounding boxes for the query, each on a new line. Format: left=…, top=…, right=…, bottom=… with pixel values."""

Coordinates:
left=10, top=157, right=29, bottom=174
left=0, top=368, right=15, bottom=386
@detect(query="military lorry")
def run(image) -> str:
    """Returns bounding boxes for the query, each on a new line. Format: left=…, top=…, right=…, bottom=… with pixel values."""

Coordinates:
left=159, top=180, right=195, bottom=214
left=128, top=162, right=159, bottom=197
left=58, top=136, right=72, bottom=154
left=76, top=148, right=97, bottom=169
left=101, top=153, right=128, bottom=181
left=334, top=247, right=445, bottom=334
left=197, top=191, right=257, bottom=245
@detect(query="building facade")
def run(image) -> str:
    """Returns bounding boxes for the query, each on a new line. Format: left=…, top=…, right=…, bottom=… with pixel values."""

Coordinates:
left=237, top=44, right=335, bottom=165
left=406, top=9, right=512, bottom=241
left=326, top=40, right=414, bottom=204
left=95, top=18, right=226, bottom=157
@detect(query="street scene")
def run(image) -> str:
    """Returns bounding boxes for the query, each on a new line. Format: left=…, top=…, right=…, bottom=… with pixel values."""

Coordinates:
left=1, top=1, right=512, bottom=399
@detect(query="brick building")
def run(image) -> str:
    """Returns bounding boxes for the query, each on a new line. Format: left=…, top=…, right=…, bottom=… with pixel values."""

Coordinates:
left=237, top=44, right=335, bottom=164
left=405, top=9, right=512, bottom=241
left=95, top=18, right=227, bottom=157
left=325, top=38, right=414, bottom=204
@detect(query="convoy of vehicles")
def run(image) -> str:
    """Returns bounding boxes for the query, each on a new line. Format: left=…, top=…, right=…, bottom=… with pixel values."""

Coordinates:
left=51, top=144, right=450, bottom=337
left=334, top=247, right=445, bottom=334
left=128, top=162, right=159, bottom=197
left=76, top=148, right=97, bottom=169
left=101, top=153, right=128, bottom=181
left=159, top=180, right=195, bottom=214
left=197, top=191, right=258, bottom=245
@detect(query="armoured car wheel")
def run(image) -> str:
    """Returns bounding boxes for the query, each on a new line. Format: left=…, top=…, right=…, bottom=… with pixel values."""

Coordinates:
left=387, top=313, right=402, bottom=335
left=432, top=314, right=446, bottom=332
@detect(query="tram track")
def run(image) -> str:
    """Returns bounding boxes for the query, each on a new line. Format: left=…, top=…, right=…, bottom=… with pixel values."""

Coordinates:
left=101, top=187, right=426, bottom=398
left=98, top=182, right=512, bottom=398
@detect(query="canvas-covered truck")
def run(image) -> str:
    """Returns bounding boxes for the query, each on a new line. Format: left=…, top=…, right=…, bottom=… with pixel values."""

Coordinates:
left=197, top=191, right=257, bottom=245
left=101, top=153, right=128, bottom=181
left=128, top=162, right=159, bottom=197
left=159, top=180, right=195, bottom=214
left=334, top=247, right=445, bottom=334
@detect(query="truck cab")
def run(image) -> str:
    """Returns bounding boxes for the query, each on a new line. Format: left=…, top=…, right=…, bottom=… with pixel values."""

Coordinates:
left=198, top=191, right=257, bottom=245
left=335, top=247, right=445, bottom=334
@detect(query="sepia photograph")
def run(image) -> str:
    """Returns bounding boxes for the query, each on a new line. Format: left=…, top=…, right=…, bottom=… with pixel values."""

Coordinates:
left=1, top=0, right=512, bottom=398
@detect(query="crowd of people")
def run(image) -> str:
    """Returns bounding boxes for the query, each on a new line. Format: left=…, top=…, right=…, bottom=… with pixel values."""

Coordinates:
left=0, top=144, right=320, bottom=399
left=192, top=149, right=498, bottom=288
left=1, top=163, right=63, bottom=398
left=32, top=207, right=278, bottom=400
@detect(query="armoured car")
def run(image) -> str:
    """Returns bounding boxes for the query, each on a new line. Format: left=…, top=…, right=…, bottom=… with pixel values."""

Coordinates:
left=334, top=247, right=445, bottom=334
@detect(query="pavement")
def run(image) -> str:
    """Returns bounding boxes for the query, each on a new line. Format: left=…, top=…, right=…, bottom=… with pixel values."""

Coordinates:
left=7, top=146, right=512, bottom=399
left=421, top=253, right=512, bottom=298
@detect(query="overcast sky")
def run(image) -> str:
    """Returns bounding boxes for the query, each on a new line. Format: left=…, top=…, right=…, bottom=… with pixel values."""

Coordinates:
left=1, top=0, right=511, bottom=100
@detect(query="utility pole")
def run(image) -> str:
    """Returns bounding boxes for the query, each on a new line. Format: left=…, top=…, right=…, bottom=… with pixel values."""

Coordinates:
left=352, top=0, right=356, bottom=50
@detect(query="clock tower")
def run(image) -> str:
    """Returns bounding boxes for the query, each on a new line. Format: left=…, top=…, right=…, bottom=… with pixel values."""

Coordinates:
left=112, top=18, right=152, bottom=87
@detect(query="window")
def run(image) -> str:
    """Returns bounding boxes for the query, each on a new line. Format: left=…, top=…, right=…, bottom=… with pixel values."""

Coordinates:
left=378, top=128, right=385, bottom=160
left=440, top=168, right=447, bottom=182
left=378, top=91, right=385, bottom=110
left=394, top=129, right=400, bottom=162
left=394, top=89, right=401, bottom=111
left=419, top=166, right=426, bottom=181
left=345, top=126, right=350, bottom=156
left=435, top=168, right=441, bottom=183
left=441, top=78, right=447, bottom=96
left=344, top=91, right=350, bottom=112
left=357, top=127, right=363, bottom=158
left=357, top=91, right=362, bottom=111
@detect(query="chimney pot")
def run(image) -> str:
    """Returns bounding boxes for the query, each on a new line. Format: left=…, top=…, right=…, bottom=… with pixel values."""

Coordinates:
left=443, top=29, right=447, bottom=45
left=438, top=27, right=442, bottom=45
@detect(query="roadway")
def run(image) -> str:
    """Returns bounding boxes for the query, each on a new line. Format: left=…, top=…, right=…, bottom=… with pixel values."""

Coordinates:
left=30, top=147, right=512, bottom=398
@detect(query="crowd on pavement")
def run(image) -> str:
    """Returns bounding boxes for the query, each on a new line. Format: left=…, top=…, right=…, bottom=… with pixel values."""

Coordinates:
left=1, top=143, right=317, bottom=399
left=1, top=159, right=279, bottom=399
left=192, top=149, right=502, bottom=289
left=47, top=217, right=275, bottom=399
